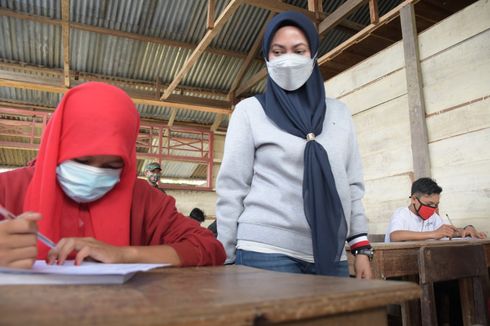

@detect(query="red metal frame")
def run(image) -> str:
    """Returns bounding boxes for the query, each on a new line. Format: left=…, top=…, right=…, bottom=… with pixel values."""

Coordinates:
left=0, top=107, right=214, bottom=191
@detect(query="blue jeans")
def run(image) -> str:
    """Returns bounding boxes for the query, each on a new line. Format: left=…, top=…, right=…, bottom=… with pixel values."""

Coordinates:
left=236, top=249, right=349, bottom=277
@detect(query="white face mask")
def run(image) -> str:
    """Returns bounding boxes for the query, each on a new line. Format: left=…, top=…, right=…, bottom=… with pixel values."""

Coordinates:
left=265, top=53, right=316, bottom=91
left=56, top=160, right=122, bottom=203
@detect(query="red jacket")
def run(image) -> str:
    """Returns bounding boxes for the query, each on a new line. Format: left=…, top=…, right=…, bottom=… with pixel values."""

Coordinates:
left=0, top=167, right=225, bottom=267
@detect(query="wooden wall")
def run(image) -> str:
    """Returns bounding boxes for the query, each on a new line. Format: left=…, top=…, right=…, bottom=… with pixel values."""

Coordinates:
left=325, top=0, right=490, bottom=234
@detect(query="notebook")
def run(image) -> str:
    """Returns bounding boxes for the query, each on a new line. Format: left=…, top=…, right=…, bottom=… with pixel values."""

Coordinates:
left=0, top=260, right=169, bottom=285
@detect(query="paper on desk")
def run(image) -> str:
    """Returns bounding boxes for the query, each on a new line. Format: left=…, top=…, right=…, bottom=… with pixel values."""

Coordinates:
left=0, top=260, right=169, bottom=285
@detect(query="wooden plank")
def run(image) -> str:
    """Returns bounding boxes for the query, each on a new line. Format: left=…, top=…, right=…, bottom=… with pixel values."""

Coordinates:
left=337, top=69, right=407, bottom=115
left=167, top=109, right=177, bottom=127
left=61, top=0, right=70, bottom=88
left=429, top=128, right=490, bottom=168
left=0, top=60, right=230, bottom=100
left=426, top=96, right=490, bottom=143
left=0, top=79, right=232, bottom=115
left=160, top=0, right=242, bottom=100
left=308, top=0, right=323, bottom=21
left=245, top=0, right=321, bottom=21
left=207, top=0, right=216, bottom=30
left=234, top=67, right=267, bottom=97
left=421, top=30, right=490, bottom=115
left=400, top=3, right=430, bottom=179
left=324, top=42, right=404, bottom=98
left=354, top=95, right=411, bottom=156
left=210, top=114, right=224, bottom=131
left=318, top=0, right=420, bottom=67
left=319, top=0, right=366, bottom=36
left=418, top=0, right=490, bottom=60
left=361, top=145, right=413, bottom=182
left=227, top=12, right=273, bottom=100
left=369, top=0, right=379, bottom=24
left=0, top=8, right=251, bottom=60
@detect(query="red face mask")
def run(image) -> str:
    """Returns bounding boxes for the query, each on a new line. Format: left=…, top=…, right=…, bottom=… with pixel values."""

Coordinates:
left=414, top=197, right=437, bottom=220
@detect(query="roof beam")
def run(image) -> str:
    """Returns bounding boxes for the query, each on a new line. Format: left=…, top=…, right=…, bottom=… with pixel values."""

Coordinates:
left=207, top=0, right=216, bottom=30
left=0, top=8, right=251, bottom=61
left=245, top=0, right=324, bottom=21
left=160, top=0, right=242, bottom=100
left=319, top=0, right=367, bottom=36
left=210, top=114, right=224, bottom=132
left=308, top=0, right=323, bottom=21
left=227, top=12, right=273, bottom=100
left=368, top=0, right=379, bottom=24
left=61, top=0, right=70, bottom=88
left=0, top=61, right=230, bottom=99
left=0, top=79, right=232, bottom=115
left=318, top=0, right=420, bottom=66
left=234, top=67, right=267, bottom=97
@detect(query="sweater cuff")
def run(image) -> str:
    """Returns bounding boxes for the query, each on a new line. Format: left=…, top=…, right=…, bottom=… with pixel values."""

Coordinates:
left=347, top=233, right=371, bottom=250
left=167, top=241, right=203, bottom=267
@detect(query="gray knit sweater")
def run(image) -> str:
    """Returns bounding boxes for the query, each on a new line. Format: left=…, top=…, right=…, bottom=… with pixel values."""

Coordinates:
left=216, top=96, right=368, bottom=263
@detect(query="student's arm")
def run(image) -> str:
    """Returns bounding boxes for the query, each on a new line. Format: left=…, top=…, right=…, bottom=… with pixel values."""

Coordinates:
left=215, top=102, right=255, bottom=264
left=390, top=224, right=457, bottom=242
left=0, top=212, right=41, bottom=268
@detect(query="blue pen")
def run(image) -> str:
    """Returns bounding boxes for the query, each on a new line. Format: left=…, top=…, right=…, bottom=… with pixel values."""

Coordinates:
left=0, top=205, right=56, bottom=249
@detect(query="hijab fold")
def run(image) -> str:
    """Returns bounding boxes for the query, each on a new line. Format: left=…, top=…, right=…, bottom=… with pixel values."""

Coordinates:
left=24, top=82, right=140, bottom=259
left=256, top=12, right=347, bottom=275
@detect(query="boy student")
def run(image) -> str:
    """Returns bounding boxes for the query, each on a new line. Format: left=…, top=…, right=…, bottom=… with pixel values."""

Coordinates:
left=385, top=177, right=486, bottom=242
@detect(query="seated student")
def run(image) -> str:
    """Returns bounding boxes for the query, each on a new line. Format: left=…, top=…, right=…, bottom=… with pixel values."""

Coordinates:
left=0, top=82, right=225, bottom=269
left=385, top=177, right=486, bottom=242
left=144, top=162, right=164, bottom=192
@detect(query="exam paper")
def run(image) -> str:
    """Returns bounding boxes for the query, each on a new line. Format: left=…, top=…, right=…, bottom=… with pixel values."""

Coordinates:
left=0, top=260, right=169, bottom=285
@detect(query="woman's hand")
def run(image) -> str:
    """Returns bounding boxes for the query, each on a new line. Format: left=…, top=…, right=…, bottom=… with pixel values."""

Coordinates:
left=0, top=212, right=41, bottom=269
left=354, top=254, right=373, bottom=279
left=47, top=237, right=127, bottom=265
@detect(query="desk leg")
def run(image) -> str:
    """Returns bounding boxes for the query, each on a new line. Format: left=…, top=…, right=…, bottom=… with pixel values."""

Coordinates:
left=459, top=277, right=488, bottom=326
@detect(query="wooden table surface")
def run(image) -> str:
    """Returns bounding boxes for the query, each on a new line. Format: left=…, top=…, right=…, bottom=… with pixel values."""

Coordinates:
left=347, top=239, right=490, bottom=279
left=0, top=265, right=420, bottom=326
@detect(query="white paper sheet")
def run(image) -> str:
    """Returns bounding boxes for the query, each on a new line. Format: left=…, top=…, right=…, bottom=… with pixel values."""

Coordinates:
left=0, top=260, right=169, bottom=285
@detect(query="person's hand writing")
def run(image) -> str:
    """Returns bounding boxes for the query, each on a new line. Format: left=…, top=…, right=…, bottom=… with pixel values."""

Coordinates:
left=0, top=212, right=41, bottom=269
left=47, top=237, right=126, bottom=266
left=354, top=254, right=373, bottom=279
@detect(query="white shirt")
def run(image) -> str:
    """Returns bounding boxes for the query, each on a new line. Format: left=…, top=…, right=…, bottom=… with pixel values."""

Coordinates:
left=384, top=207, right=444, bottom=242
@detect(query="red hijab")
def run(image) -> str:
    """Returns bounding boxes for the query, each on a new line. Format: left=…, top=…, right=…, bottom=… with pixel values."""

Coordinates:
left=24, top=82, right=140, bottom=258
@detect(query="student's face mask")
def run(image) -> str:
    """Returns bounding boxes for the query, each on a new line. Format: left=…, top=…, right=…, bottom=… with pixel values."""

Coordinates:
left=414, top=197, right=437, bottom=220
left=266, top=53, right=316, bottom=91
left=56, top=160, right=122, bottom=203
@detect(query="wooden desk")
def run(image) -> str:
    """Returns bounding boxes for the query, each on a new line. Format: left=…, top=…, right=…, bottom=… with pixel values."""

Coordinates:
left=0, top=265, right=420, bottom=325
left=348, top=239, right=490, bottom=278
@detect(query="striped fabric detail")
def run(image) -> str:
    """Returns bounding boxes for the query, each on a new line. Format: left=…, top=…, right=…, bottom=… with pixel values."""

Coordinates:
left=347, top=233, right=370, bottom=250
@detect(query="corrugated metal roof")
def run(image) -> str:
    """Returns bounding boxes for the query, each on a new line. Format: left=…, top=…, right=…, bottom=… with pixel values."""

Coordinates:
left=0, top=0, right=411, bottom=180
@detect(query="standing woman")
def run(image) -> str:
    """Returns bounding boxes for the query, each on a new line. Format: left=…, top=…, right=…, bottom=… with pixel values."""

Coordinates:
left=216, top=12, right=372, bottom=278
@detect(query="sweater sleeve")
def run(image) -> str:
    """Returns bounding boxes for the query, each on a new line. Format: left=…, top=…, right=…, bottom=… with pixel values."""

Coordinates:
left=216, top=101, right=255, bottom=263
left=343, top=106, right=371, bottom=250
left=131, top=180, right=226, bottom=267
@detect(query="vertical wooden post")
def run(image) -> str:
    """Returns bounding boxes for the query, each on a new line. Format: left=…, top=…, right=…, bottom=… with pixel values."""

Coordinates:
left=61, top=0, right=70, bottom=88
left=400, top=4, right=431, bottom=179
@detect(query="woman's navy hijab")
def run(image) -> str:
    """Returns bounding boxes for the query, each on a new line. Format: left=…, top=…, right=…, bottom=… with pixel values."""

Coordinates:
left=255, top=11, right=347, bottom=275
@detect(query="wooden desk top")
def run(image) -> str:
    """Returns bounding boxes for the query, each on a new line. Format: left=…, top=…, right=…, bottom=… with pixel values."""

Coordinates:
left=0, top=265, right=420, bottom=325
left=347, top=239, right=490, bottom=279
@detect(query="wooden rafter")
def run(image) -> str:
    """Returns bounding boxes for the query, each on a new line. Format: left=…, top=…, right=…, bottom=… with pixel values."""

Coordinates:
left=318, top=0, right=421, bottom=66
left=0, top=79, right=232, bottom=115
left=245, top=0, right=324, bottom=21
left=0, top=7, right=253, bottom=61
left=160, top=0, right=242, bottom=100
left=0, top=61, right=230, bottom=100
left=369, top=0, right=379, bottom=24
left=318, top=0, right=367, bottom=36
left=61, top=0, right=70, bottom=88
left=227, top=12, right=274, bottom=100
left=308, top=0, right=323, bottom=21
left=210, top=114, right=224, bottom=131
left=234, top=68, right=267, bottom=97
left=207, top=0, right=216, bottom=30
